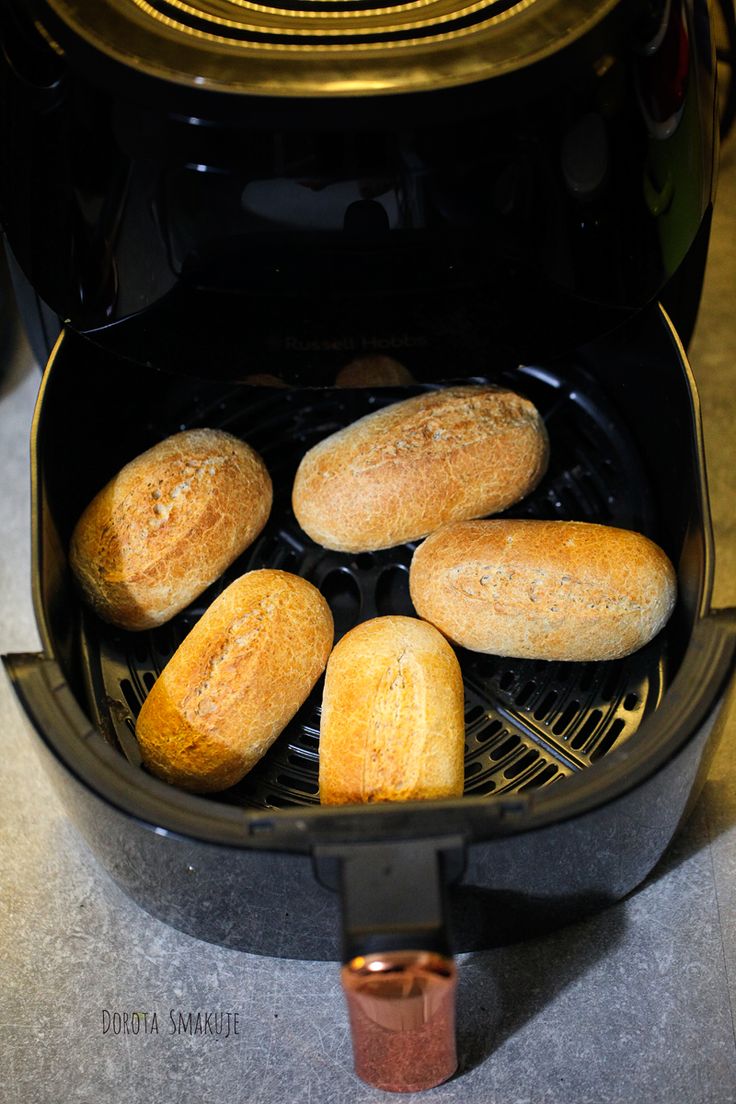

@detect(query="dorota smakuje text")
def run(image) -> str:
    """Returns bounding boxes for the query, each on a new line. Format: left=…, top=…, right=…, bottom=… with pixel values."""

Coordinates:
left=102, top=1009, right=240, bottom=1038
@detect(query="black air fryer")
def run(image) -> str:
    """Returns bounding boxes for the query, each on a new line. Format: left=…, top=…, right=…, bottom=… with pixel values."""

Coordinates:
left=2, top=0, right=734, bottom=1092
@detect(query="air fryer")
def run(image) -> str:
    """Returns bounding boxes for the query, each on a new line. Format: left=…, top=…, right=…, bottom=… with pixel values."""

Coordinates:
left=2, top=0, right=735, bottom=1093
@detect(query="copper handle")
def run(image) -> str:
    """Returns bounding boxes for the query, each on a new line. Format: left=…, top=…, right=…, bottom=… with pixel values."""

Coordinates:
left=341, top=950, right=457, bottom=1093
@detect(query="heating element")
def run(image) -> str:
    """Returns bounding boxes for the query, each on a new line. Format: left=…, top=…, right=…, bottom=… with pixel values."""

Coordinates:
left=36, top=0, right=619, bottom=94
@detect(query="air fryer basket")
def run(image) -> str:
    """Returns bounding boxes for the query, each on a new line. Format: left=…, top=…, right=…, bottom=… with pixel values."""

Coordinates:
left=8, top=302, right=736, bottom=1090
left=21, top=301, right=724, bottom=849
left=81, top=357, right=673, bottom=809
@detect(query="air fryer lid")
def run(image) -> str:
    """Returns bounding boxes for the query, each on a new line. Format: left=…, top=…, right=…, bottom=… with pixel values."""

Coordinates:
left=1, top=0, right=716, bottom=377
left=34, top=0, right=623, bottom=97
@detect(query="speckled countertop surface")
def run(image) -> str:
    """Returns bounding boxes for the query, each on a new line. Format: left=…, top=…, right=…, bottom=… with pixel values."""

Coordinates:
left=2, top=125, right=736, bottom=1104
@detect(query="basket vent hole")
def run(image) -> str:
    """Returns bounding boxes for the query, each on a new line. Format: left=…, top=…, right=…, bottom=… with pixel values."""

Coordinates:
left=591, top=718, right=627, bottom=761
left=133, top=638, right=150, bottom=663
left=152, top=625, right=175, bottom=657
left=552, top=700, right=580, bottom=736
left=467, top=779, right=497, bottom=796
left=287, top=752, right=316, bottom=767
left=498, top=670, right=515, bottom=691
left=534, top=690, right=557, bottom=720
left=516, top=681, right=536, bottom=706
left=120, top=678, right=141, bottom=717
left=504, top=750, right=539, bottom=779
left=624, top=692, right=639, bottom=711
left=276, top=773, right=318, bottom=795
left=319, top=568, right=361, bottom=637
left=477, top=719, right=504, bottom=742
left=142, top=671, right=157, bottom=692
left=490, top=735, right=520, bottom=761
left=464, top=761, right=483, bottom=778
left=465, top=704, right=486, bottom=726
left=375, top=565, right=413, bottom=617
left=120, top=718, right=143, bottom=766
left=519, top=764, right=559, bottom=790
left=578, top=665, right=597, bottom=692
left=602, top=664, right=622, bottom=701
left=570, top=708, right=603, bottom=749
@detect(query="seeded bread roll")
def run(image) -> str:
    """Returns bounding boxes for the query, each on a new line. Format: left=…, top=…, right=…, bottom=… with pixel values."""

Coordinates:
left=319, top=616, right=465, bottom=805
left=70, top=428, right=272, bottom=631
left=292, top=385, right=548, bottom=553
left=136, top=569, right=334, bottom=792
left=409, top=519, right=677, bottom=662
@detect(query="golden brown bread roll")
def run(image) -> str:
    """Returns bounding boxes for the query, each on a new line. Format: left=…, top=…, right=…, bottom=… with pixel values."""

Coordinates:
left=136, top=569, right=334, bottom=792
left=292, top=385, right=548, bottom=553
left=69, top=428, right=272, bottom=631
left=409, top=519, right=677, bottom=662
left=319, top=616, right=465, bottom=805
left=335, top=355, right=415, bottom=387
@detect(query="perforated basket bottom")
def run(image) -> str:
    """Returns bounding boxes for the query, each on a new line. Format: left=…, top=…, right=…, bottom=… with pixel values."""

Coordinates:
left=80, top=364, right=673, bottom=809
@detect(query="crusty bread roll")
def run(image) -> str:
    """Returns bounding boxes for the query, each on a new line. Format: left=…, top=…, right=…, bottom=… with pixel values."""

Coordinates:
left=409, top=519, right=677, bottom=662
left=136, top=569, right=334, bottom=792
left=335, top=355, right=415, bottom=388
left=70, top=428, right=272, bottom=631
left=319, top=616, right=465, bottom=805
left=292, top=386, right=548, bottom=553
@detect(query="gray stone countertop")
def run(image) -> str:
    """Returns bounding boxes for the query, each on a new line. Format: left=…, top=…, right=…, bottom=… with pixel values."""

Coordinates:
left=2, top=148, right=736, bottom=1104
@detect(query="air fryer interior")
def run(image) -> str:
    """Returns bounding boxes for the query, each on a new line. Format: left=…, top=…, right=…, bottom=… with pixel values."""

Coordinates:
left=33, top=304, right=708, bottom=815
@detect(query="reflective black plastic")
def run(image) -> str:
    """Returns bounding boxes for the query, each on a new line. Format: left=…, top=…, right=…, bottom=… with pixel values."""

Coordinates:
left=0, top=0, right=718, bottom=380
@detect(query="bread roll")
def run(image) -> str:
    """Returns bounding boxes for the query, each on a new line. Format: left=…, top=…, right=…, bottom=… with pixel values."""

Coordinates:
left=70, top=428, right=272, bottom=631
left=292, top=386, right=548, bottom=552
left=136, top=569, right=334, bottom=792
left=409, top=519, right=677, bottom=662
left=335, top=355, right=415, bottom=388
left=319, top=616, right=465, bottom=805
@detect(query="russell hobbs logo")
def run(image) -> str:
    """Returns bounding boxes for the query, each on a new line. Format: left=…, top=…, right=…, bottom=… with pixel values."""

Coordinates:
left=269, top=332, right=429, bottom=353
left=101, top=1009, right=240, bottom=1039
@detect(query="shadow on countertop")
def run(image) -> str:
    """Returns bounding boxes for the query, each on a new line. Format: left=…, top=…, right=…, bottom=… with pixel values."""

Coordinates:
left=453, top=892, right=628, bottom=1077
